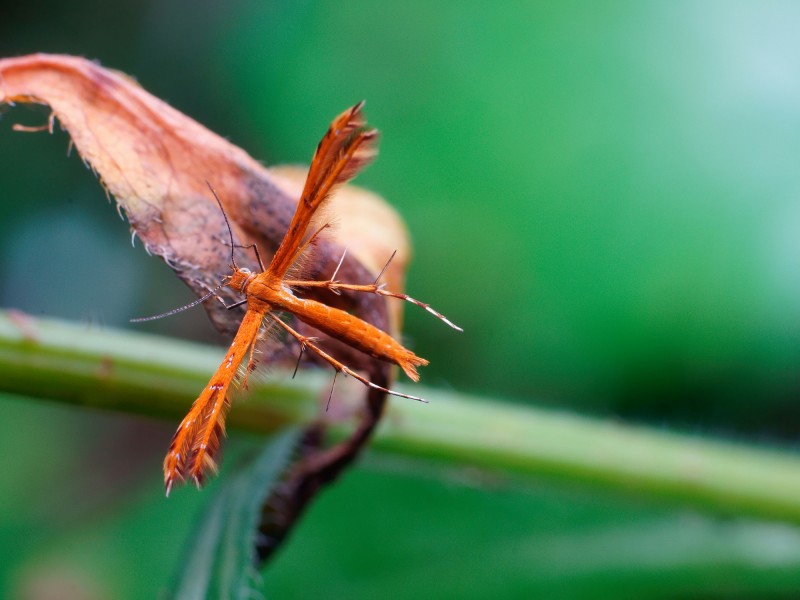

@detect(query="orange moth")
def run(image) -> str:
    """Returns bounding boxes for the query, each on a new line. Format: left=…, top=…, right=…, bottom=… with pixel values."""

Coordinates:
left=161, top=102, right=460, bottom=495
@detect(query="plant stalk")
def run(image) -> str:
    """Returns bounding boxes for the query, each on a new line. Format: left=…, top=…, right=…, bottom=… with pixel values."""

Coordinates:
left=3, top=309, right=800, bottom=522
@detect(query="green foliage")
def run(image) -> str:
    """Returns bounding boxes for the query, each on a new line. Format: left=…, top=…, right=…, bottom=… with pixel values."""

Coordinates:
left=171, top=429, right=301, bottom=600
left=2, top=1, right=800, bottom=598
left=3, top=313, right=800, bottom=598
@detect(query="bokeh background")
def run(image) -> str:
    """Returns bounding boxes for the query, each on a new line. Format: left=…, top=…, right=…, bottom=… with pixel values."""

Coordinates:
left=2, top=1, right=800, bottom=598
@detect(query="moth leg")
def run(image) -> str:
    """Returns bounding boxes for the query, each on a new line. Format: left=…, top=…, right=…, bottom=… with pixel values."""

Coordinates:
left=283, top=278, right=462, bottom=332
left=268, top=314, right=427, bottom=403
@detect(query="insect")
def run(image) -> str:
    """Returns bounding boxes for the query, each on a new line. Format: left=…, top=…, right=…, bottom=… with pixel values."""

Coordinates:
left=159, top=102, right=460, bottom=495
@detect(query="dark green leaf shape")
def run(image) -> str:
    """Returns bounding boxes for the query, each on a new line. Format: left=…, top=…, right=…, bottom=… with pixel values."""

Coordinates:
left=171, top=428, right=302, bottom=600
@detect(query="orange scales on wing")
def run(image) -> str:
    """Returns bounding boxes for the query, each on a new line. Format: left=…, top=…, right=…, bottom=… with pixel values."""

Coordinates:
left=163, top=102, right=459, bottom=495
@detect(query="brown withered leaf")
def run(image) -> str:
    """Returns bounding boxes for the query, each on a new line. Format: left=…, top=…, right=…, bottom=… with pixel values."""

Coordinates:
left=0, top=53, right=410, bottom=336
left=0, top=53, right=410, bottom=562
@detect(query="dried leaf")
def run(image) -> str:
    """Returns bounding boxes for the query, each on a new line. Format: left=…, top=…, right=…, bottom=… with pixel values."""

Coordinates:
left=0, top=53, right=409, bottom=337
left=0, top=53, right=409, bottom=561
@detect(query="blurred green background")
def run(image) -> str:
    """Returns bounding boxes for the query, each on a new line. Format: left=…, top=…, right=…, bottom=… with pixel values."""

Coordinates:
left=2, top=1, right=800, bottom=598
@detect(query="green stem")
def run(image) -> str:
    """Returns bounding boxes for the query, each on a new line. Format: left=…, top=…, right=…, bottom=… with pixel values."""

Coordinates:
left=3, top=309, right=800, bottom=522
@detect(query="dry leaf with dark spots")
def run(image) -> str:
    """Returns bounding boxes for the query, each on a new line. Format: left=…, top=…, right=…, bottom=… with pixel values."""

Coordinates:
left=0, top=53, right=410, bottom=339
left=0, top=53, right=414, bottom=562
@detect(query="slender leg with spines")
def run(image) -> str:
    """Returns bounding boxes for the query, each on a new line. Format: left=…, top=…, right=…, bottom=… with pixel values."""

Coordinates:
left=269, top=314, right=427, bottom=403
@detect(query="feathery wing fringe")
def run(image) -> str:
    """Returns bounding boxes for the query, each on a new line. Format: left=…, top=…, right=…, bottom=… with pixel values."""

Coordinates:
left=164, top=309, right=265, bottom=495
left=301, top=102, right=379, bottom=210
left=268, top=102, right=379, bottom=278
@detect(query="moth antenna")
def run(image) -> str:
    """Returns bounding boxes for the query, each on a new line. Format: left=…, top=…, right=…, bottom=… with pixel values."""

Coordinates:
left=207, top=182, right=266, bottom=271
left=130, top=283, right=226, bottom=323
left=374, top=249, right=397, bottom=284
left=205, top=180, right=238, bottom=269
